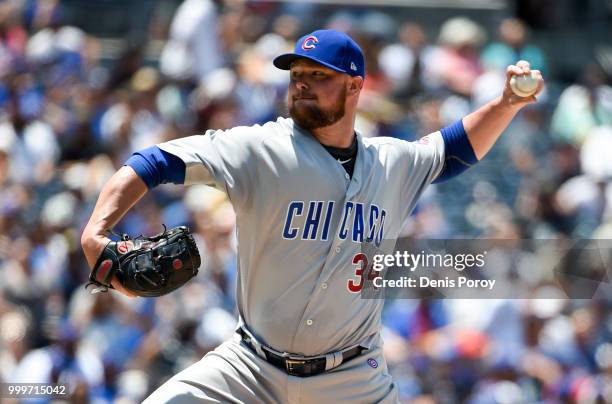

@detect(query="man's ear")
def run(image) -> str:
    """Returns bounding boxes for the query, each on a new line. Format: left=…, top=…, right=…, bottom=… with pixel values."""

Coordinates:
left=348, top=76, right=363, bottom=94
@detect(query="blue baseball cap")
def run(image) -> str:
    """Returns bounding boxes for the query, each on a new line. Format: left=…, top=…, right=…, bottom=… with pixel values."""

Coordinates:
left=273, top=29, right=365, bottom=78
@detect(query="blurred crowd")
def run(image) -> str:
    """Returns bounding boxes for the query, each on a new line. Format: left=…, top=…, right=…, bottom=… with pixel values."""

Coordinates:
left=0, top=0, right=611, bottom=403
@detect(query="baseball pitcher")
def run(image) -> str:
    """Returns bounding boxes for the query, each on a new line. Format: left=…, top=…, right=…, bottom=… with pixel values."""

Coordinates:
left=81, top=29, right=544, bottom=403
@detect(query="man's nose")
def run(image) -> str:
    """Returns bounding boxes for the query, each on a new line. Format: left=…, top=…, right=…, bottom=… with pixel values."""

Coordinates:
left=294, top=80, right=309, bottom=91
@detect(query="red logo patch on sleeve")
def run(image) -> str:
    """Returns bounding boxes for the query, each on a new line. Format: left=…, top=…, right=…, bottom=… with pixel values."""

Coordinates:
left=418, top=136, right=431, bottom=145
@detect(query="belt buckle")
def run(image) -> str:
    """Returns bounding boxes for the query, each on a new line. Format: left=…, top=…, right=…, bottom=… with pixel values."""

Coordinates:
left=285, top=358, right=306, bottom=375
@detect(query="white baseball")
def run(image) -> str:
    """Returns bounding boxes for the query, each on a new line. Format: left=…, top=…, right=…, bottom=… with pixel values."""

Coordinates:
left=510, top=71, right=539, bottom=97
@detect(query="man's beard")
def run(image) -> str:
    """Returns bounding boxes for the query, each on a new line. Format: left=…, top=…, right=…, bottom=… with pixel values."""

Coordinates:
left=289, top=88, right=346, bottom=131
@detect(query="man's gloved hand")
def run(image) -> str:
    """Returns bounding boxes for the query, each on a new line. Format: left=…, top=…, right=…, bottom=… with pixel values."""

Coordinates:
left=87, top=226, right=201, bottom=297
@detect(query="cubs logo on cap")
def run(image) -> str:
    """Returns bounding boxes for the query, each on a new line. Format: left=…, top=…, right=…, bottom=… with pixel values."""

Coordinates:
left=302, top=35, right=318, bottom=50
left=273, top=29, right=365, bottom=78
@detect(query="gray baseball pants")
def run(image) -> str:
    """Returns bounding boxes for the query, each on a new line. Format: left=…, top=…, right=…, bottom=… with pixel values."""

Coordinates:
left=143, top=333, right=399, bottom=403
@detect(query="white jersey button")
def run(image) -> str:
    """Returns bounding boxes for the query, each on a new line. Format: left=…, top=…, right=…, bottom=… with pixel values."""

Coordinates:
left=306, top=319, right=313, bottom=326
left=345, top=173, right=350, bottom=180
left=321, top=283, right=328, bottom=290
left=335, top=246, right=341, bottom=253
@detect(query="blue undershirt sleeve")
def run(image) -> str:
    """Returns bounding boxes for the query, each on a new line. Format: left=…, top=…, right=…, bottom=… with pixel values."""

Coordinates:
left=433, top=119, right=478, bottom=183
left=124, top=146, right=186, bottom=189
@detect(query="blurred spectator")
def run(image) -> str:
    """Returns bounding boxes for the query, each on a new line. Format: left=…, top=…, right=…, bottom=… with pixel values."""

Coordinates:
left=481, top=18, right=547, bottom=74
left=551, top=63, right=612, bottom=145
left=431, top=17, right=486, bottom=96
left=378, top=22, right=439, bottom=101
left=160, top=0, right=224, bottom=82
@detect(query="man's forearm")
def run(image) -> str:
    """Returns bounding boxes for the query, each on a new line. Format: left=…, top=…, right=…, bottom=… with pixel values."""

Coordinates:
left=81, top=166, right=148, bottom=267
left=463, top=95, right=522, bottom=160
left=463, top=61, right=544, bottom=160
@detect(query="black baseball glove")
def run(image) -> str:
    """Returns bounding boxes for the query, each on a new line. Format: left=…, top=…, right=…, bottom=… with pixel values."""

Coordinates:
left=87, top=225, right=201, bottom=297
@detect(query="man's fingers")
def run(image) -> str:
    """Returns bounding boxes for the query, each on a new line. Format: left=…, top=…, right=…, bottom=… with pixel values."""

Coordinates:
left=506, top=61, right=532, bottom=79
left=531, top=69, right=543, bottom=82
left=506, top=65, right=523, bottom=79
left=516, top=60, right=531, bottom=73
left=522, top=69, right=545, bottom=95
left=532, top=70, right=545, bottom=94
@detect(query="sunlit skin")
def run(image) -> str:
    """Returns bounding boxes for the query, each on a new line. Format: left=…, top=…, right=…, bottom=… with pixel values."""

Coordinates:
left=288, top=59, right=363, bottom=148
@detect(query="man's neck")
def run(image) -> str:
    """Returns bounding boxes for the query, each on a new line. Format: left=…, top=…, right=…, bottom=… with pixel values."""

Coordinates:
left=310, top=115, right=356, bottom=148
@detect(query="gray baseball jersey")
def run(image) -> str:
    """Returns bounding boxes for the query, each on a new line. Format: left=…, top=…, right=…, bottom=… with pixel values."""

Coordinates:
left=157, top=117, right=445, bottom=356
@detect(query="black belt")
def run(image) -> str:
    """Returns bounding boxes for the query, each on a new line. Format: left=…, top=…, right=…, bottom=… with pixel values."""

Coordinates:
left=238, top=328, right=364, bottom=377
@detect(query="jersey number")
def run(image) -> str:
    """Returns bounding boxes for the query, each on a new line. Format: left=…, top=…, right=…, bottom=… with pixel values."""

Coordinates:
left=347, top=253, right=378, bottom=293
